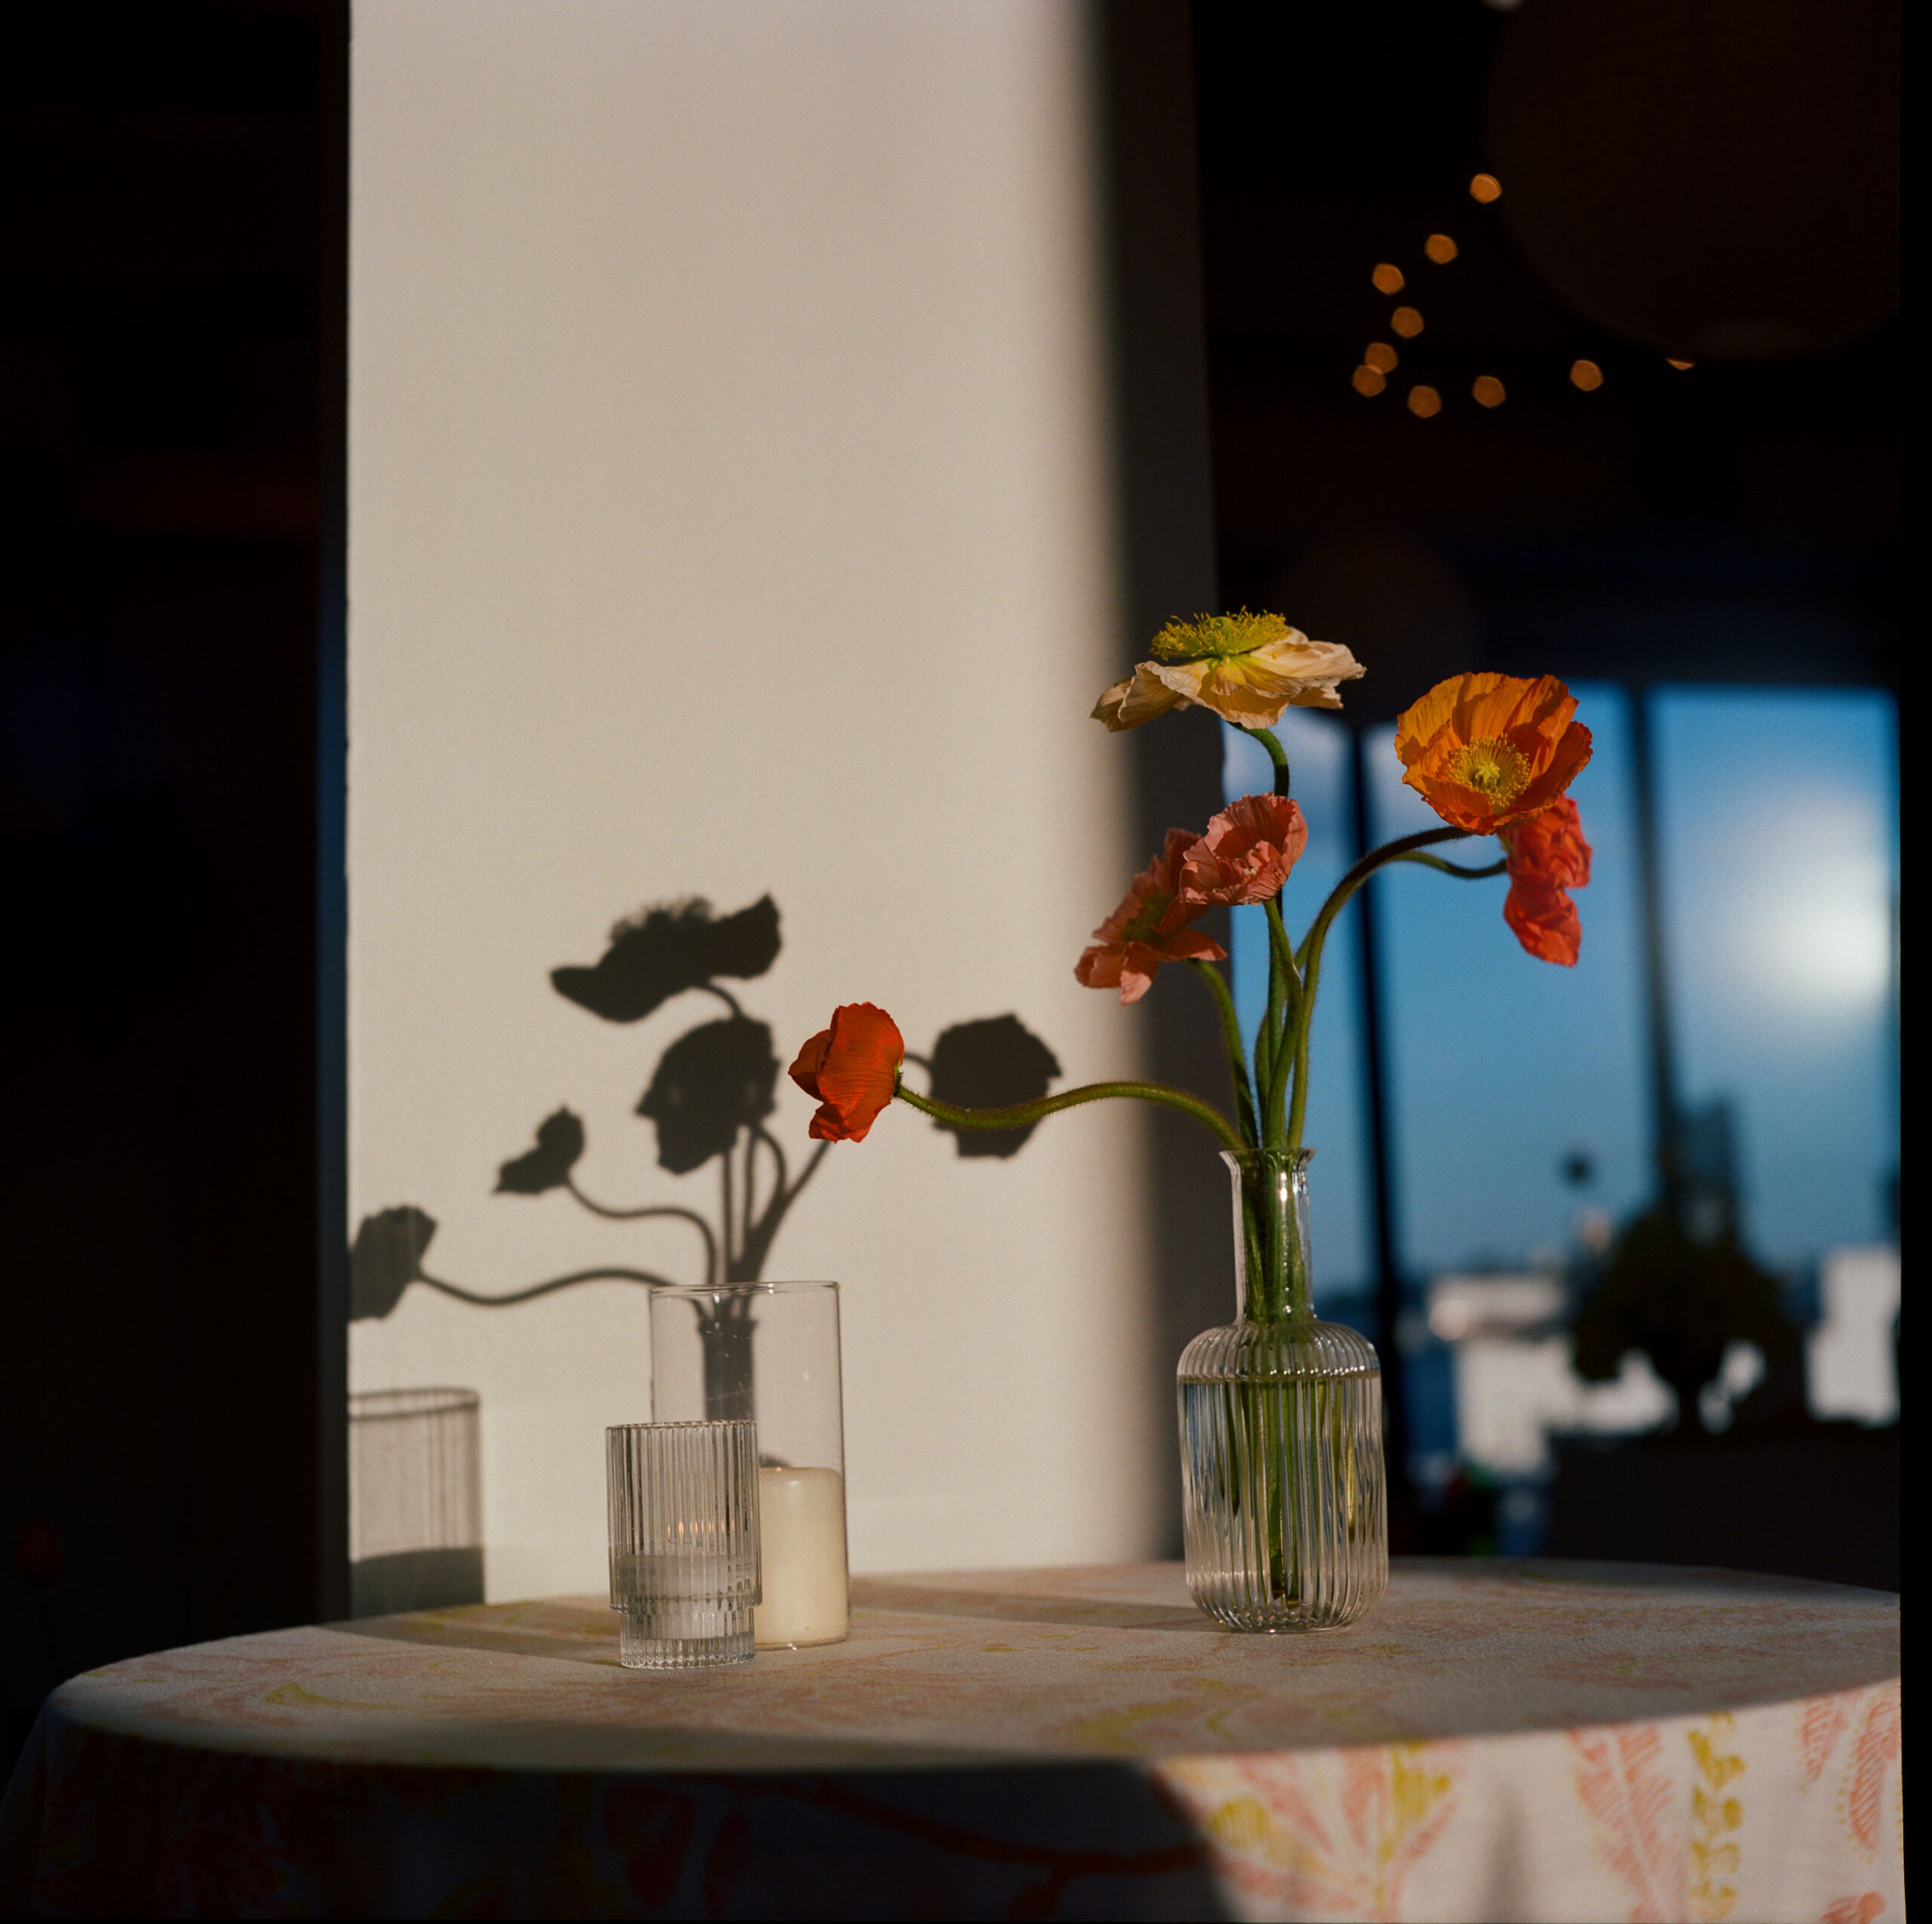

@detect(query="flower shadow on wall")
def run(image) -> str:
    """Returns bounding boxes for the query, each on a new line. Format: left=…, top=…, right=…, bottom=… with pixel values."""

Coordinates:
left=349, top=895, right=1061, bottom=1323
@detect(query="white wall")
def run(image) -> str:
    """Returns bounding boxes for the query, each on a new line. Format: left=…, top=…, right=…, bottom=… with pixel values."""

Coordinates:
left=348, top=0, right=1174, bottom=1597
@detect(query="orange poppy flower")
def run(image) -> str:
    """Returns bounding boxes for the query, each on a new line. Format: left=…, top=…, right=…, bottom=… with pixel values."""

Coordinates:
left=1178, top=794, right=1309, bottom=908
left=788, top=1003, right=905, bottom=1142
left=1500, top=798, right=1592, bottom=966
left=1393, top=672, right=1592, bottom=833
left=1076, top=828, right=1227, bottom=1004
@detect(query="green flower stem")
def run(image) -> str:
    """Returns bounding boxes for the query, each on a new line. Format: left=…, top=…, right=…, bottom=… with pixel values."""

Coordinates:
left=1262, top=896, right=1302, bottom=1148
left=1189, top=959, right=1260, bottom=1146
left=1256, top=918, right=1284, bottom=1121
left=1284, top=825, right=1472, bottom=1154
left=1244, top=724, right=1292, bottom=798
left=894, top=1076, right=1246, bottom=1157
left=1389, top=851, right=1506, bottom=878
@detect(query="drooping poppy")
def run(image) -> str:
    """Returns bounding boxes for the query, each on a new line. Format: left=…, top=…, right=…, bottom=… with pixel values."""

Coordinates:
left=1393, top=673, right=1592, bottom=834
left=788, top=1003, right=905, bottom=1142
left=1178, top=793, right=1309, bottom=908
left=1075, top=828, right=1227, bottom=1004
left=1093, top=611, right=1364, bottom=732
left=1500, top=797, right=1592, bottom=965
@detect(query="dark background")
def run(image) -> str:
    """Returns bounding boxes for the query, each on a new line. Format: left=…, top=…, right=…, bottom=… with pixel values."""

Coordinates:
left=2, top=0, right=1896, bottom=1773
left=1190, top=0, right=1896, bottom=712
left=2, top=0, right=343, bottom=1766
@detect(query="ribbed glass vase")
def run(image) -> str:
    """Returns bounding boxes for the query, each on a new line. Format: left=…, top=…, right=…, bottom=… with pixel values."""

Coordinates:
left=1178, top=1148, right=1387, bottom=1631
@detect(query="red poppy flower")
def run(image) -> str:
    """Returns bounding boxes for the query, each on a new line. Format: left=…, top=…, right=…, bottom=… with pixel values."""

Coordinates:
left=1075, top=828, right=1227, bottom=1005
left=1500, top=798, right=1592, bottom=966
left=1178, top=794, right=1309, bottom=908
left=788, top=1003, right=905, bottom=1142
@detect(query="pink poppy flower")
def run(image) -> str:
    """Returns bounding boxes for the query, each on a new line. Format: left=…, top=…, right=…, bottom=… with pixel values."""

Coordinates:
left=1076, top=829, right=1227, bottom=1005
left=1179, top=794, right=1309, bottom=908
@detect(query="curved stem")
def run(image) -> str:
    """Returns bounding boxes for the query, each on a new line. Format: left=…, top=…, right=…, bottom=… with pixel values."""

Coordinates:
left=738, top=1128, right=757, bottom=1266
left=1389, top=851, right=1506, bottom=878
left=1293, top=826, right=1472, bottom=973
left=783, top=1137, right=832, bottom=1207
left=1256, top=916, right=1284, bottom=1124
left=737, top=1133, right=830, bottom=1285
left=1244, top=724, right=1292, bottom=798
left=894, top=1076, right=1244, bottom=1156
left=1287, top=960, right=1317, bottom=1153
left=418, top=1265, right=675, bottom=1307
left=1189, top=958, right=1258, bottom=1145
left=1262, top=896, right=1302, bottom=1147
left=696, top=982, right=744, bottom=1017
left=565, top=1180, right=719, bottom=1287
left=1284, top=825, right=1471, bottom=1151
left=753, top=1125, right=789, bottom=1207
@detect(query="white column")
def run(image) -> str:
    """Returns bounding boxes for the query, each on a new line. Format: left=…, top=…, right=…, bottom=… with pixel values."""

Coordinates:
left=348, top=0, right=1185, bottom=1597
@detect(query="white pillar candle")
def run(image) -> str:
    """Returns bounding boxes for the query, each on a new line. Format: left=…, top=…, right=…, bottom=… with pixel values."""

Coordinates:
left=755, top=1466, right=848, bottom=1648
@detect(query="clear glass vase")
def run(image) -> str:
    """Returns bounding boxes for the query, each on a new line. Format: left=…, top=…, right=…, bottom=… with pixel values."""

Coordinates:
left=1178, top=1148, right=1387, bottom=1630
left=650, top=1281, right=850, bottom=1649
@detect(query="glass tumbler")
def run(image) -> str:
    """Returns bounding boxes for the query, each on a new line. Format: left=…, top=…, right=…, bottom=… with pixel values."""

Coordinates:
left=650, top=1282, right=849, bottom=1648
left=606, top=1418, right=761, bottom=1669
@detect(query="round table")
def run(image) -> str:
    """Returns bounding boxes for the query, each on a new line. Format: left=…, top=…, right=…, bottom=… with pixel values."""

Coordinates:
left=0, top=1560, right=1900, bottom=1920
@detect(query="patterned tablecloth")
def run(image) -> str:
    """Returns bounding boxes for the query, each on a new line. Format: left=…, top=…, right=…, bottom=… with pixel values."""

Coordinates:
left=0, top=1560, right=1901, bottom=1921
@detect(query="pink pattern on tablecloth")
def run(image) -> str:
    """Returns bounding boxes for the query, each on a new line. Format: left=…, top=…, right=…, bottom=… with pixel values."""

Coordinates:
left=1820, top=1894, right=1884, bottom=1924
left=1845, top=1691, right=1900, bottom=1855
left=1801, top=1698, right=1852, bottom=1784
left=1571, top=1723, right=1685, bottom=1922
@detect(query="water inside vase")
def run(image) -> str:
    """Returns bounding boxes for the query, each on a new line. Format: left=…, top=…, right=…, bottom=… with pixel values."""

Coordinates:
left=1179, top=1359, right=1387, bottom=1630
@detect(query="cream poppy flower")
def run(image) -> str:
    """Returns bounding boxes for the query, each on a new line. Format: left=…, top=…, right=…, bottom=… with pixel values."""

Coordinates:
left=1093, top=610, right=1365, bottom=732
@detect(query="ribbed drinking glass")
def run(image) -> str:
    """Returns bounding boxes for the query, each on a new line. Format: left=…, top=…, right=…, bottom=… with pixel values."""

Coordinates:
left=606, top=1418, right=761, bottom=1668
left=1178, top=1148, right=1388, bottom=1630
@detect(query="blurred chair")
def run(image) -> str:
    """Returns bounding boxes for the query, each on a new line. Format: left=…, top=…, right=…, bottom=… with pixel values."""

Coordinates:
left=1807, top=1245, right=1900, bottom=1425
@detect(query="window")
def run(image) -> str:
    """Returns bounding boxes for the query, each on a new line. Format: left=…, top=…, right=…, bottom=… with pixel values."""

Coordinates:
left=1223, top=683, right=1900, bottom=1484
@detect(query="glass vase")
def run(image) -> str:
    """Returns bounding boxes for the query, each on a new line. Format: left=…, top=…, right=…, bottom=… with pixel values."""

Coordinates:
left=1178, top=1148, right=1387, bottom=1630
left=649, top=1281, right=849, bottom=1648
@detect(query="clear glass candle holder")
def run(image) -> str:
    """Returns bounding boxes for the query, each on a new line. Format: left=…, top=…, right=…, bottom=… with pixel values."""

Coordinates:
left=650, top=1281, right=849, bottom=1649
left=606, top=1418, right=761, bottom=1669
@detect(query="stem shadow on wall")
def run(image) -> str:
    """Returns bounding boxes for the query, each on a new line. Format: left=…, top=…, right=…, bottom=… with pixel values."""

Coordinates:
left=351, top=893, right=1061, bottom=1311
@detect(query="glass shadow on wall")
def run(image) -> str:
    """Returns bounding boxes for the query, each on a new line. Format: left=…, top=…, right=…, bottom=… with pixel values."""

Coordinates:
left=349, top=1389, right=481, bottom=1618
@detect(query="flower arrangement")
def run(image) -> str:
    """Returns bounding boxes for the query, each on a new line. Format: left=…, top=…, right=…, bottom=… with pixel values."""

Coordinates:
left=792, top=613, right=1595, bottom=1324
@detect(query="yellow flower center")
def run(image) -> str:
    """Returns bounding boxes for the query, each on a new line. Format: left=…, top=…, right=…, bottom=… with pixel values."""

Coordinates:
left=1121, top=890, right=1174, bottom=942
left=1447, top=736, right=1531, bottom=804
left=1150, top=608, right=1288, bottom=663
